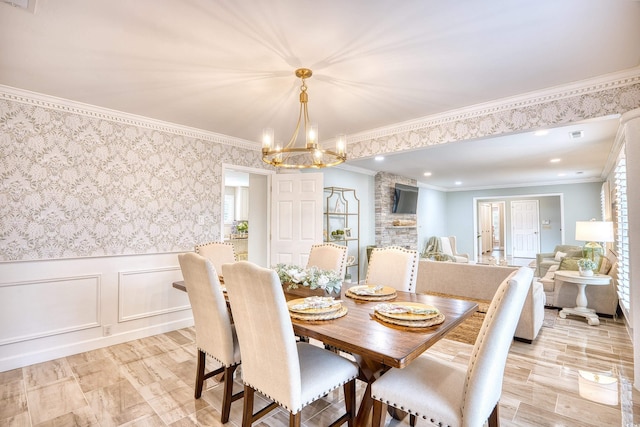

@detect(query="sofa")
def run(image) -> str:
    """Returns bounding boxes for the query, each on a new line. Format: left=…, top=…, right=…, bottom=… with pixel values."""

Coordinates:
left=535, top=244, right=583, bottom=277
left=537, top=251, right=619, bottom=316
left=415, top=260, right=545, bottom=343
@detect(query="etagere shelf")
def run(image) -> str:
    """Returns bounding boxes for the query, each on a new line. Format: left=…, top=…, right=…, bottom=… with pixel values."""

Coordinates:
left=324, top=187, right=360, bottom=283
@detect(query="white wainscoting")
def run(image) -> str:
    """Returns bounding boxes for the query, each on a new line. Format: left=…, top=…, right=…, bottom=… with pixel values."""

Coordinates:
left=118, top=266, right=189, bottom=322
left=0, top=252, right=193, bottom=372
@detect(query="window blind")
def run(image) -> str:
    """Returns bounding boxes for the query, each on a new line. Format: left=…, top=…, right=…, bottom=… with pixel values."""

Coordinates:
left=614, top=152, right=630, bottom=321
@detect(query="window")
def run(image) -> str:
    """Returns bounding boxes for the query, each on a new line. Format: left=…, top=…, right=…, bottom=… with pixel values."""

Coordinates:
left=614, top=151, right=630, bottom=321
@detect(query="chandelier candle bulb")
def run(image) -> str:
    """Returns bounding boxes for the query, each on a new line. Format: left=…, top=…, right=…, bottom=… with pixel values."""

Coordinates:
left=336, top=134, right=346, bottom=156
left=262, top=128, right=274, bottom=150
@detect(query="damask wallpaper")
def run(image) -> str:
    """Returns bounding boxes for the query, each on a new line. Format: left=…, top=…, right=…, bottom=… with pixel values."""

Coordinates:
left=2, top=70, right=639, bottom=261
left=0, top=94, right=266, bottom=261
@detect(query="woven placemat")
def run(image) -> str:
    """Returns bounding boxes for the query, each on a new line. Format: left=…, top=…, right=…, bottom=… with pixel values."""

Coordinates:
left=346, top=290, right=397, bottom=301
left=289, top=305, right=348, bottom=321
left=374, top=311, right=445, bottom=328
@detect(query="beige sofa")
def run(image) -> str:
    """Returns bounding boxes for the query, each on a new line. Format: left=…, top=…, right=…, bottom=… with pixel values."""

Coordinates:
left=416, top=260, right=545, bottom=343
left=538, top=251, right=619, bottom=316
left=535, top=244, right=583, bottom=277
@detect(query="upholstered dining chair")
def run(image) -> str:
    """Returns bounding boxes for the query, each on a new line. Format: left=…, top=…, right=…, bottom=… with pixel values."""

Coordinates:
left=194, top=241, right=237, bottom=277
left=365, top=245, right=418, bottom=292
left=177, top=252, right=243, bottom=424
left=370, top=266, right=534, bottom=427
left=222, top=261, right=359, bottom=427
left=306, top=242, right=348, bottom=278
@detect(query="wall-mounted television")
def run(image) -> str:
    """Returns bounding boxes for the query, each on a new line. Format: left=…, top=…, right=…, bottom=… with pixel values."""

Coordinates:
left=392, top=183, right=419, bottom=214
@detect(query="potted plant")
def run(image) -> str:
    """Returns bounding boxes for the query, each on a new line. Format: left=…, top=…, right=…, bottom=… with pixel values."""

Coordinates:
left=577, top=258, right=597, bottom=277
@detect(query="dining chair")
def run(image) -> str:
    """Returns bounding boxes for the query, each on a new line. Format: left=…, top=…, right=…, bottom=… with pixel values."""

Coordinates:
left=370, top=266, right=534, bottom=427
left=222, top=261, right=359, bottom=427
left=194, top=241, right=237, bottom=276
left=177, top=252, right=243, bottom=423
left=365, top=245, right=418, bottom=292
left=306, top=242, right=348, bottom=278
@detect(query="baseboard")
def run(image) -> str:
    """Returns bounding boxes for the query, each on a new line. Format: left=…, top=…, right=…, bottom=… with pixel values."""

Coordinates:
left=0, top=317, right=194, bottom=372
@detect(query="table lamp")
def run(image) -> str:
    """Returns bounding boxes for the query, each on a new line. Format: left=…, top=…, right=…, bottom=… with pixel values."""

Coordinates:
left=575, top=220, right=614, bottom=271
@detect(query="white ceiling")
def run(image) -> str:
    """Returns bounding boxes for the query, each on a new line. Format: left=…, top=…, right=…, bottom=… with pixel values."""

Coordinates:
left=1, top=0, right=639, bottom=190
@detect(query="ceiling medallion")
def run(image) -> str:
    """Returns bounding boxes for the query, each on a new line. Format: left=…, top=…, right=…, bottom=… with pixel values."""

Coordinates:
left=262, top=68, right=346, bottom=169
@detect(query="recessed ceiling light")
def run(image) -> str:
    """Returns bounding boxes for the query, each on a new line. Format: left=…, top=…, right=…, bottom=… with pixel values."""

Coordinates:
left=455, top=181, right=462, bottom=185
left=423, top=172, right=432, bottom=177
left=550, top=158, right=561, bottom=163
left=558, top=173, right=566, bottom=177
left=374, top=156, right=384, bottom=161
left=569, top=130, right=584, bottom=139
left=534, top=130, right=549, bottom=136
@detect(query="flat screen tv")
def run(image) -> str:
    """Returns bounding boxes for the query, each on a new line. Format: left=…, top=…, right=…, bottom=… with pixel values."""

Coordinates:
left=392, top=183, right=418, bottom=214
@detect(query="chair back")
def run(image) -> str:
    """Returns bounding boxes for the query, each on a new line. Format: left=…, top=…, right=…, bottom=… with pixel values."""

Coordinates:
left=366, top=246, right=418, bottom=292
left=223, top=261, right=302, bottom=410
left=462, top=266, right=533, bottom=423
left=195, top=241, right=237, bottom=274
left=178, top=252, right=239, bottom=366
left=306, top=243, right=348, bottom=278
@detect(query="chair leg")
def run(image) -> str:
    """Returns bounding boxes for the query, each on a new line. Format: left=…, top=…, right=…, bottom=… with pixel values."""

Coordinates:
left=371, top=398, right=386, bottom=427
left=221, top=365, right=243, bottom=423
left=344, top=379, right=356, bottom=427
left=289, top=411, right=301, bottom=427
left=488, top=403, right=499, bottom=427
left=242, top=385, right=254, bottom=427
left=195, top=350, right=206, bottom=398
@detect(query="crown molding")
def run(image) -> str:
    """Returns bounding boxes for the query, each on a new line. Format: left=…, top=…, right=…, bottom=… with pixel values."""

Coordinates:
left=347, top=67, right=640, bottom=144
left=0, top=84, right=261, bottom=151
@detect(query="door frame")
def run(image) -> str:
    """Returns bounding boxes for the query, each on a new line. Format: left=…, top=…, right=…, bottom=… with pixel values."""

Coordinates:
left=221, top=164, right=275, bottom=265
left=472, top=193, right=565, bottom=261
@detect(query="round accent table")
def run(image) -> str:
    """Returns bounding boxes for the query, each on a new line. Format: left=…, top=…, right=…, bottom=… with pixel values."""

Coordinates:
left=556, top=270, right=612, bottom=326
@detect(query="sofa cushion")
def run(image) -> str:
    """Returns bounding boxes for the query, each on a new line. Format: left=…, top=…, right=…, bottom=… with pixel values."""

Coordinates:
left=558, top=257, right=580, bottom=271
left=554, top=251, right=567, bottom=261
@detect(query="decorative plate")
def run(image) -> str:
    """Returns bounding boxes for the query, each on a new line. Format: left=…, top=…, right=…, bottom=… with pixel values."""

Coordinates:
left=373, top=302, right=440, bottom=321
left=347, top=285, right=397, bottom=296
left=287, top=297, right=342, bottom=314
left=373, top=311, right=445, bottom=328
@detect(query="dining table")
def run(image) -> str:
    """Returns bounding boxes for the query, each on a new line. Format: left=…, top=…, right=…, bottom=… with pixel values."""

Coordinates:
left=172, top=280, right=478, bottom=426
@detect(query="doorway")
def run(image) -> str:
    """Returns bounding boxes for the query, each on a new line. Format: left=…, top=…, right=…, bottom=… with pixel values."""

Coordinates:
left=222, top=164, right=273, bottom=267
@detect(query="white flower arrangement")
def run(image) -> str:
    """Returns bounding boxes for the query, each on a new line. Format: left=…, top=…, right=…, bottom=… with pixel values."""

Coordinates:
left=274, top=263, right=342, bottom=294
left=578, top=258, right=597, bottom=271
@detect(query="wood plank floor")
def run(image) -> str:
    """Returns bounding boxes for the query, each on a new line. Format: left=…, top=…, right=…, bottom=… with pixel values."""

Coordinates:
left=1, top=309, right=637, bottom=426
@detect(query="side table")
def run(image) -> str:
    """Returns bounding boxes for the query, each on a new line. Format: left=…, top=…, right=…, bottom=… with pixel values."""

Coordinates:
left=555, top=270, right=612, bottom=326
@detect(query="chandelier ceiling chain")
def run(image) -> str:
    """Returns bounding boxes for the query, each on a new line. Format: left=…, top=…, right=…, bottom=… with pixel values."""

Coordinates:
left=262, top=68, right=346, bottom=169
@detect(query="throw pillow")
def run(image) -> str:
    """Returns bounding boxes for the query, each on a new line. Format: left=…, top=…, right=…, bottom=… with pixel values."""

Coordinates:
left=554, top=251, right=567, bottom=261
left=558, top=257, right=580, bottom=271
left=599, top=257, right=612, bottom=275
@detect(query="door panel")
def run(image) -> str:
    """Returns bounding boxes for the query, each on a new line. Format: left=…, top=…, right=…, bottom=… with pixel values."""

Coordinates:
left=270, top=173, right=323, bottom=266
left=511, top=200, right=539, bottom=258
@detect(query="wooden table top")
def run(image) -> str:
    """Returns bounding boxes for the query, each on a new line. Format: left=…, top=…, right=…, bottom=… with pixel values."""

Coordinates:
left=172, top=280, right=477, bottom=369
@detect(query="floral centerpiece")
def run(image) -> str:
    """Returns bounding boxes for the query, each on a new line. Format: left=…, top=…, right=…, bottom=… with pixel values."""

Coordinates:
left=274, top=264, right=342, bottom=294
left=577, top=258, right=597, bottom=276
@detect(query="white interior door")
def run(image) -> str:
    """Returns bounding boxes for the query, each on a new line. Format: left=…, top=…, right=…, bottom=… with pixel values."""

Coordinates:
left=270, top=173, right=323, bottom=267
left=511, top=200, right=540, bottom=258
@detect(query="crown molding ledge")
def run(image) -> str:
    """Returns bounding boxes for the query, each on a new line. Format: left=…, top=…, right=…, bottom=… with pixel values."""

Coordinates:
left=0, top=84, right=260, bottom=152
left=347, top=67, right=640, bottom=156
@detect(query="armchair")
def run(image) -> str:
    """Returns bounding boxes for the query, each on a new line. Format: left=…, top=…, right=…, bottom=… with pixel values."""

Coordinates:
left=535, top=244, right=582, bottom=277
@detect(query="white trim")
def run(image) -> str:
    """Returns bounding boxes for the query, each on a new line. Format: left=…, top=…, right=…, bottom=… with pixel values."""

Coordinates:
left=0, top=84, right=260, bottom=151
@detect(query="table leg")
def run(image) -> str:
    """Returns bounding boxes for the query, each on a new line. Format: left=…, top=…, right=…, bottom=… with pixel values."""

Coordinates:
left=559, top=283, right=600, bottom=325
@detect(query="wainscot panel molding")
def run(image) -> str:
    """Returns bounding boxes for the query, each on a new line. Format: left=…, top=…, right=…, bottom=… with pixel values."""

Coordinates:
left=118, top=266, right=188, bottom=322
left=0, top=253, right=194, bottom=372
left=0, top=274, right=101, bottom=345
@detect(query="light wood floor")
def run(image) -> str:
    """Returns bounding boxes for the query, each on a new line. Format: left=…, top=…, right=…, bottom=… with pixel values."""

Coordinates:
left=1, top=309, right=637, bottom=426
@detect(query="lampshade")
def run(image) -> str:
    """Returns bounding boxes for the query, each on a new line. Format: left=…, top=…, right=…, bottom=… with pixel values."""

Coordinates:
left=575, top=221, right=614, bottom=243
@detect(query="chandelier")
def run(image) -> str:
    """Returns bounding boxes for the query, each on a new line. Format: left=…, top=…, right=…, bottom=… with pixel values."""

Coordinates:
left=262, top=68, right=346, bottom=169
